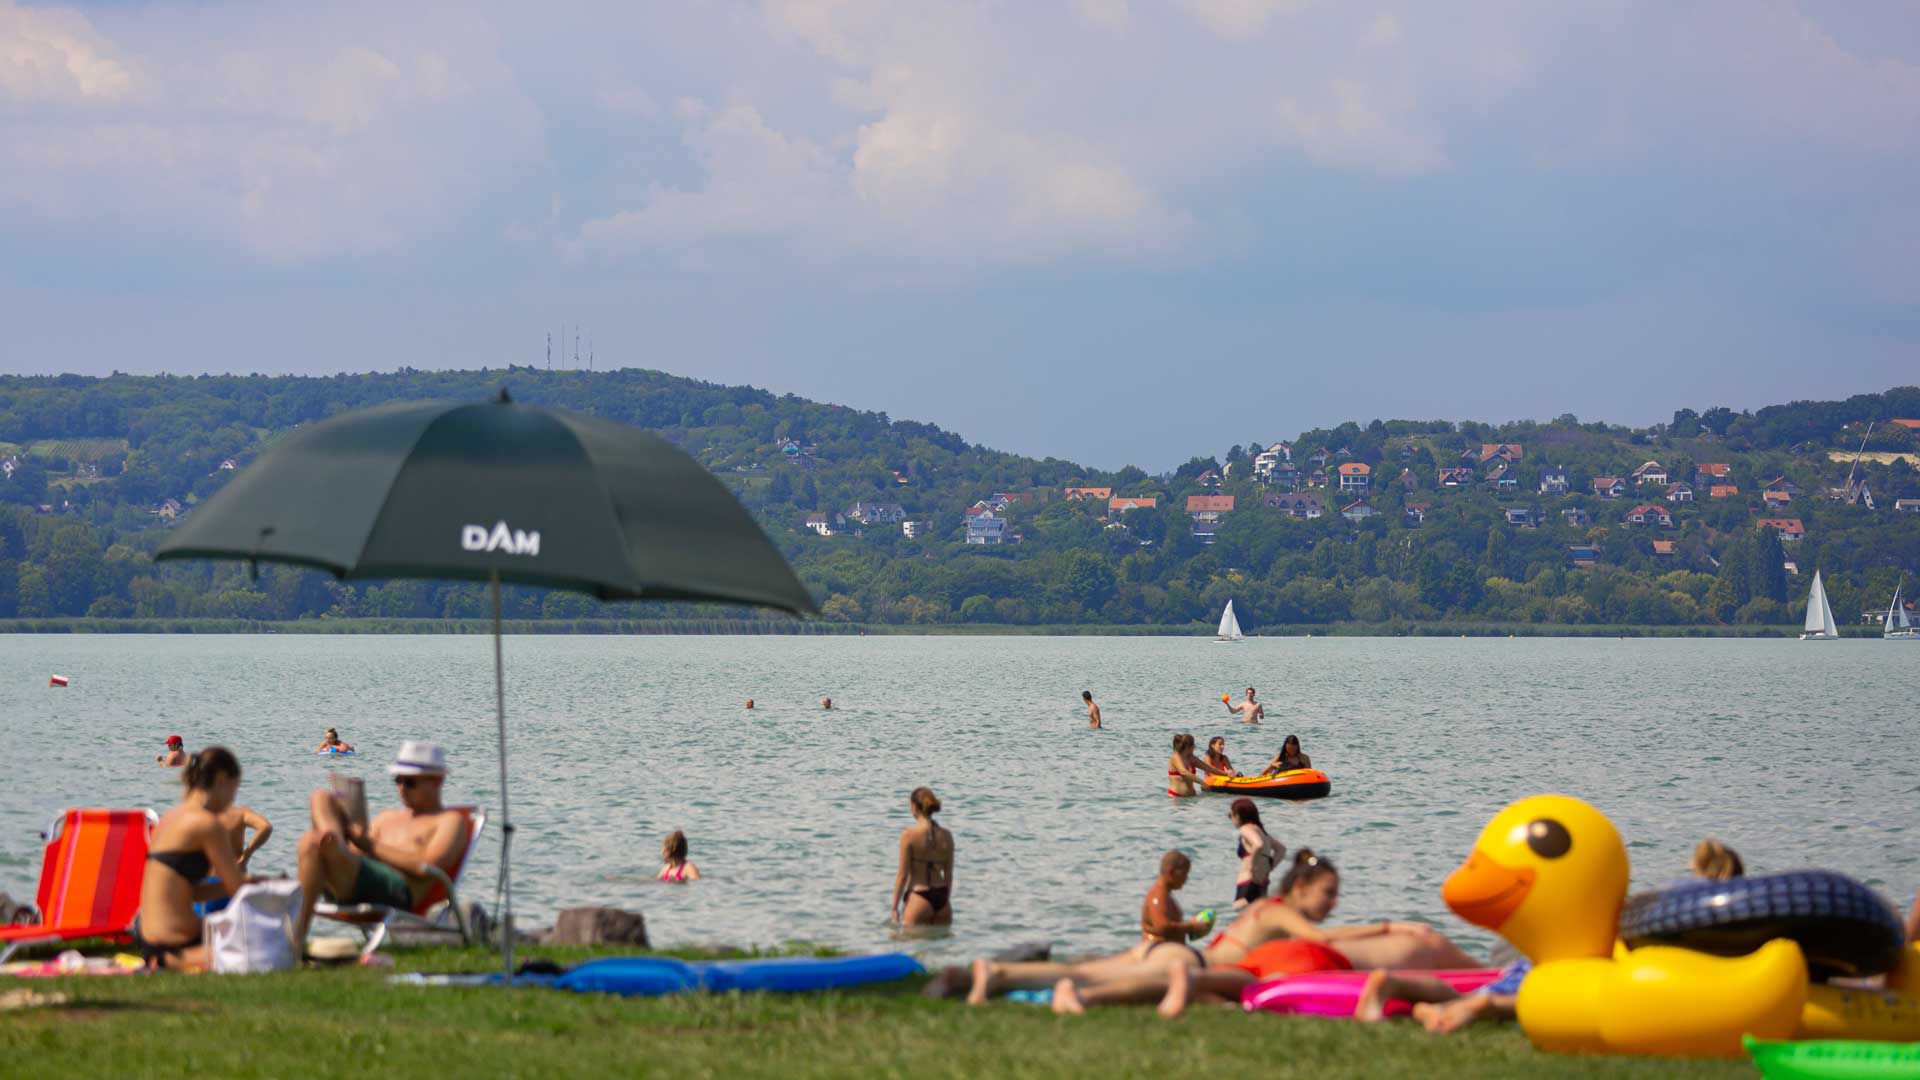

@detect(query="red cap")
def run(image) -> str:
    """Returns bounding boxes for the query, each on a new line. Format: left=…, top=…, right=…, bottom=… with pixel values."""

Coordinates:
left=165, top=735, right=183, bottom=746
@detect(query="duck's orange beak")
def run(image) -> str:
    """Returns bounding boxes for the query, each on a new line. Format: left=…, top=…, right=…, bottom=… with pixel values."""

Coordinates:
left=1443, top=850, right=1534, bottom=930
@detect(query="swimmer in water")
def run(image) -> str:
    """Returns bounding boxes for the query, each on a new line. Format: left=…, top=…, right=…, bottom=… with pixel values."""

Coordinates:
left=1083, top=690, right=1102, bottom=730
left=658, top=830, right=700, bottom=883
left=1224, top=687, right=1264, bottom=726
left=745, top=698, right=755, bottom=710
left=316, top=728, right=354, bottom=754
left=158, top=735, right=186, bottom=767
left=822, top=697, right=833, bottom=710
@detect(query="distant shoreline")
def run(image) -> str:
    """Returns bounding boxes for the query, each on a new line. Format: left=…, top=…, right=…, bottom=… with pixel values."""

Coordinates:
left=0, top=617, right=1825, bottom=638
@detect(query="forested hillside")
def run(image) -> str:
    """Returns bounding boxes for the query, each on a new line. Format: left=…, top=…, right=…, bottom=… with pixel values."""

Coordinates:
left=2, top=370, right=1918, bottom=631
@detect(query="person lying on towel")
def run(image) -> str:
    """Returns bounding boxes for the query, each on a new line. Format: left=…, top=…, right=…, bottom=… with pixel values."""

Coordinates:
left=291, top=740, right=469, bottom=951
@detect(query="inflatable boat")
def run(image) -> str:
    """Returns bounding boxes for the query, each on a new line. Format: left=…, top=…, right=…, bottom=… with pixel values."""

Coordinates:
left=1203, top=769, right=1331, bottom=800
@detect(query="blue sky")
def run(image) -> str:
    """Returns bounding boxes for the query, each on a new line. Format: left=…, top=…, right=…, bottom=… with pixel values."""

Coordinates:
left=1, top=0, right=1917, bottom=470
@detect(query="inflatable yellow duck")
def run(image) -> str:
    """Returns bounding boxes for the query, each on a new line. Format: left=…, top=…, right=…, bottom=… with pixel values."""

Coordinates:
left=1443, top=794, right=1807, bottom=1057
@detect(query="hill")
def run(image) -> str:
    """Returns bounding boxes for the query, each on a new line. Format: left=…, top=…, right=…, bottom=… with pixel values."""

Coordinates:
left=2, top=370, right=1918, bottom=631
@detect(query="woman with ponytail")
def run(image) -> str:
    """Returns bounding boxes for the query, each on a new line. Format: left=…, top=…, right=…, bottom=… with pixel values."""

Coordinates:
left=891, top=787, right=954, bottom=926
left=135, top=746, right=260, bottom=969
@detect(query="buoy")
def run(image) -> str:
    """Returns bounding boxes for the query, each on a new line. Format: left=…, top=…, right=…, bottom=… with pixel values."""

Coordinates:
left=48, top=675, right=68, bottom=688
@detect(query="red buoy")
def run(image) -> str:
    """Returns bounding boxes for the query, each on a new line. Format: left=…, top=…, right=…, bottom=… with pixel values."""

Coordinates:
left=48, top=675, right=69, bottom=688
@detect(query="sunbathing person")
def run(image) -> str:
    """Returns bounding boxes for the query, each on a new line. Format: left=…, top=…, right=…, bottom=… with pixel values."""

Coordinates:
left=135, top=747, right=260, bottom=969
left=1046, top=849, right=1481, bottom=1016
left=966, top=851, right=1211, bottom=1004
left=290, top=740, right=469, bottom=950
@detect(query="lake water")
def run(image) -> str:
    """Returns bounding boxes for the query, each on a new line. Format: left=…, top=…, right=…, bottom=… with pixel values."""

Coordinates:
left=4, top=634, right=1916, bottom=964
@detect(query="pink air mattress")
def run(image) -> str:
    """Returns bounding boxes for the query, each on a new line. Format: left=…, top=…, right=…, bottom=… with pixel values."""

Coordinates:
left=1241, top=968, right=1502, bottom=1017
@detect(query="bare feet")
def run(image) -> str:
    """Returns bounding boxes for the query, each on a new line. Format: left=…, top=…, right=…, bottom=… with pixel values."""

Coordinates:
left=1353, top=968, right=1391, bottom=1023
left=1417, top=995, right=1487, bottom=1034
left=1156, top=960, right=1192, bottom=1019
left=966, top=959, right=998, bottom=1006
left=1050, top=978, right=1085, bottom=1016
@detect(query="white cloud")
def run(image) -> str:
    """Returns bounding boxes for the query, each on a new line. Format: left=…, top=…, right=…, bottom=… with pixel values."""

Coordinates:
left=0, top=0, right=132, bottom=103
left=1179, top=0, right=1301, bottom=40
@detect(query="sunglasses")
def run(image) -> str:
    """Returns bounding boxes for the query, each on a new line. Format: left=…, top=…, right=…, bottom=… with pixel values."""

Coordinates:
left=393, top=775, right=437, bottom=789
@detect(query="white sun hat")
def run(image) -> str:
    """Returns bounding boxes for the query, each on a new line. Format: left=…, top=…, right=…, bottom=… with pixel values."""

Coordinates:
left=388, top=740, right=450, bottom=777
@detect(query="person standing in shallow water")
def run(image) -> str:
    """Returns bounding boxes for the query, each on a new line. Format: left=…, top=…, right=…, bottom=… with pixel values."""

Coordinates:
left=158, top=735, right=187, bottom=766
left=1225, top=688, right=1264, bottom=725
left=1083, top=690, right=1102, bottom=730
left=891, top=788, right=953, bottom=926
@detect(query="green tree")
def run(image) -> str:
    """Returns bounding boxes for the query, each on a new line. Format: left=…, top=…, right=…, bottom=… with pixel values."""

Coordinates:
left=1749, top=527, right=1788, bottom=605
left=1060, top=552, right=1117, bottom=609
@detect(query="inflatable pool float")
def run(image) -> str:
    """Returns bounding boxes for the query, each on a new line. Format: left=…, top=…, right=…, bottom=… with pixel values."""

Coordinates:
left=519, top=953, right=924, bottom=997
left=1444, top=794, right=1807, bottom=1057
left=1747, top=1036, right=1920, bottom=1080
left=1203, top=769, right=1330, bottom=800
left=323, top=748, right=356, bottom=756
left=1241, top=968, right=1501, bottom=1017
left=1798, top=984, right=1920, bottom=1042
left=1620, top=871, right=1905, bottom=979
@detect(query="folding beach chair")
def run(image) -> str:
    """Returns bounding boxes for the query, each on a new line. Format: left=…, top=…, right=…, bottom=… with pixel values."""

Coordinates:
left=0, top=809, right=157, bottom=963
left=314, top=806, right=487, bottom=957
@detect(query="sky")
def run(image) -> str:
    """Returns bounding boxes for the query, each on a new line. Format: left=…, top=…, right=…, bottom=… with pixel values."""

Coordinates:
left=2, top=1, right=1917, bottom=470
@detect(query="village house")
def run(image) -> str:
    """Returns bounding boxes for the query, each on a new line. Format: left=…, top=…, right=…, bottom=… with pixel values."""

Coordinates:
left=1340, top=499, right=1376, bottom=522
left=1267, top=461, right=1300, bottom=488
left=1485, top=462, right=1519, bottom=491
left=1394, top=467, right=1418, bottom=490
left=965, top=512, right=1009, bottom=545
left=0, top=455, right=16, bottom=479
left=1479, top=443, right=1525, bottom=465
left=901, top=519, right=931, bottom=539
left=1063, top=486, right=1112, bottom=502
left=1305, top=447, right=1331, bottom=467
left=1755, top=517, right=1806, bottom=542
left=219, top=458, right=237, bottom=471
left=1631, top=461, right=1668, bottom=485
left=1252, top=443, right=1293, bottom=481
left=1404, top=500, right=1431, bottom=524
left=1591, top=477, right=1627, bottom=499
left=1187, top=494, right=1235, bottom=543
left=1652, top=540, right=1677, bottom=558
left=1568, top=544, right=1601, bottom=568
left=1108, top=495, right=1157, bottom=514
left=1437, top=466, right=1474, bottom=487
left=1664, top=482, right=1694, bottom=503
left=1709, top=484, right=1740, bottom=500
left=1890, top=419, right=1920, bottom=431
left=1195, top=470, right=1221, bottom=491
left=1896, top=498, right=1920, bottom=514
left=846, top=502, right=907, bottom=525
left=1762, top=477, right=1797, bottom=506
left=1694, top=463, right=1732, bottom=486
left=1306, top=468, right=1329, bottom=488
left=1561, top=507, right=1592, bottom=527
left=805, top=512, right=853, bottom=537
left=1626, top=504, right=1673, bottom=528
left=155, top=498, right=184, bottom=521
left=1264, top=493, right=1324, bottom=518
left=1504, top=507, right=1535, bottom=527
left=1337, top=462, right=1371, bottom=492
left=1538, top=466, right=1569, bottom=495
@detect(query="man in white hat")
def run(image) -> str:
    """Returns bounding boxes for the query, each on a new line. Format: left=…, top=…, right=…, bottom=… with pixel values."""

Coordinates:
left=291, top=740, right=470, bottom=950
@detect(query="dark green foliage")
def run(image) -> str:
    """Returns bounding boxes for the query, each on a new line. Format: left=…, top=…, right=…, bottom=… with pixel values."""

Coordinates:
left=1, top=369, right=1918, bottom=630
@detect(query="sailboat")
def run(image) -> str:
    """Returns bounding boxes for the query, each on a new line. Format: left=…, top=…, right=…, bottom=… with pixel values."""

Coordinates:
left=1885, top=583, right=1917, bottom=640
left=1216, top=599, right=1245, bottom=643
left=1800, top=570, right=1840, bottom=641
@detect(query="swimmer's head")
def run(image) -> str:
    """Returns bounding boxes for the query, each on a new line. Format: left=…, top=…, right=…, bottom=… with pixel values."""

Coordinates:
left=1208, top=736, right=1226, bottom=755
left=744, top=699, right=754, bottom=709
left=821, top=697, right=832, bottom=709
left=1229, top=797, right=1261, bottom=828
left=1246, top=687, right=1256, bottom=698
left=1280, top=734, right=1302, bottom=758
left=324, top=728, right=338, bottom=739
left=1082, top=690, right=1092, bottom=702
left=910, top=787, right=941, bottom=819
left=662, top=830, right=688, bottom=863
left=1691, top=838, right=1744, bottom=881
left=1159, top=850, right=1192, bottom=888
left=1171, top=733, right=1195, bottom=754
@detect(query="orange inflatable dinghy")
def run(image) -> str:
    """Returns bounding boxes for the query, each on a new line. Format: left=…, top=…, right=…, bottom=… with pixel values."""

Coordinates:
left=1203, top=769, right=1331, bottom=800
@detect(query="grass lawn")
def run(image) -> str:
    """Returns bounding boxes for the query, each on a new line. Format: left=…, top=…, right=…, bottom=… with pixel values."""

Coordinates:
left=1, top=946, right=1755, bottom=1079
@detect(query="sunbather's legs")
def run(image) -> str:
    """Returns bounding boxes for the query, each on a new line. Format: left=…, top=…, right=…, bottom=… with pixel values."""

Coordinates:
left=1049, top=965, right=1255, bottom=1015
left=291, top=789, right=368, bottom=947
left=1354, top=970, right=1463, bottom=1023
left=967, top=949, right=1177, bottom=1005
left=1330, top=926, right=1479, bottom=971
left=1156, top=965, right=1257, bottom=1019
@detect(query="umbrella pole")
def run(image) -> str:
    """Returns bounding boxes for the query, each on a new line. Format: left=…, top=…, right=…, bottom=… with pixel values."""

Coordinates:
left=492, top=570, right=514, bottom=984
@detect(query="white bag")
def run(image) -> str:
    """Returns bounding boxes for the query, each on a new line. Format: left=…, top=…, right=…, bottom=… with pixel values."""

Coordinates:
left=207, top=880, right=303, bottom=974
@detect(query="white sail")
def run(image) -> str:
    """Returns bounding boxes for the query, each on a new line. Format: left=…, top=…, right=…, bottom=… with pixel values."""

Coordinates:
left=1217, top=599, right=1244, bottom=641
left=1888, top=587, right=1901, bottom=634
left=1804, top=572, right=1834, bottom=637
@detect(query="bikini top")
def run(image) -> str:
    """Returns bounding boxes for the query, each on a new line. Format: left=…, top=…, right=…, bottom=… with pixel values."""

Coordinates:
left=661, top=863, right=687, bottom=883
left=148, top=848, right=211, bottom=882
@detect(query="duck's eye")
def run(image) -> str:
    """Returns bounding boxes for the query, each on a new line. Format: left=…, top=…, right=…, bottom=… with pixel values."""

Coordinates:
left=1525, top=819, right=1572, bottom=858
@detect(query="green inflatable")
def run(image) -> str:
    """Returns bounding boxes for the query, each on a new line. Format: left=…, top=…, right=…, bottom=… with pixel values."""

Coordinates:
left=1745, top=1036, right=1920, bottom=1079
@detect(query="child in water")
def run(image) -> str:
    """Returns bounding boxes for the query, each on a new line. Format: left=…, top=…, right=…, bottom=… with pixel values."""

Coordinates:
left=658, top=830, right=700, bottom=883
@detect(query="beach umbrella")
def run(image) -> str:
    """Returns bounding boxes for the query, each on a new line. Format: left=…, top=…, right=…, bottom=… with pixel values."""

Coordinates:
left=155, top=390, right=815, bottom=979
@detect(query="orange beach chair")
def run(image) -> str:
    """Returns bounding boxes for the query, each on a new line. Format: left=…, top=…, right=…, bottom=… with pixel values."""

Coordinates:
left=314, top=805, right=487, bottom=957
left=0, top=809, right=157, bottom=963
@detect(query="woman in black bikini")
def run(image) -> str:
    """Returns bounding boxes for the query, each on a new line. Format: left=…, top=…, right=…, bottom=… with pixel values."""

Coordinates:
left=891, top=787, right=953, bottom=926
left=136, top=747, right=259, bottom=969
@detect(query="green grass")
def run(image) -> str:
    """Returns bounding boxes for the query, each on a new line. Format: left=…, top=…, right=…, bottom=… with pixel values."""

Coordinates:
left=2, top=946, right=1751, bottom=1079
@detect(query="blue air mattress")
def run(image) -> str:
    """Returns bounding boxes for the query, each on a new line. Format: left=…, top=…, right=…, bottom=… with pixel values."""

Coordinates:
left=536, top=953, right=923, bottom=997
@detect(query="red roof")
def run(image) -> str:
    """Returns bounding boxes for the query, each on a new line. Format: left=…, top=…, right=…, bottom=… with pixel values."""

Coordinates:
left=1651, top=540, right=1677, bottom=554
left=1709, top=485, right=1739, bottom=498
left=1338, top=462, right=1371, bottom=476
left=1186, top=495, right=1235, bottom=512
left=1889, top=419, right=1920, bottom=430
left=1755, top=517, right=1805, bottom=535
left=1108, top=496, right=1157, bottom=511
left=1629, top=504, right=1663, bottom=516
left=1696, top=463, right=1732, bottom=477
left=1063, top=487, right=1112, bottom=499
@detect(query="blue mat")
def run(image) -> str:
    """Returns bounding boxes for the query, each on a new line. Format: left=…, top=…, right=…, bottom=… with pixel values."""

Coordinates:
left=508, top=953, right=924, bottom=997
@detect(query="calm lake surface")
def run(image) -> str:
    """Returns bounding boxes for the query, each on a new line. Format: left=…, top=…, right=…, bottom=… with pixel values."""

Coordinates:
left=5, top=634, right=1916, bottom=963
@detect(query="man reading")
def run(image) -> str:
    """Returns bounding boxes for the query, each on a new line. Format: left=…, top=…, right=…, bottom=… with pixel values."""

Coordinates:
left=292, top=740, right=469, bottom=949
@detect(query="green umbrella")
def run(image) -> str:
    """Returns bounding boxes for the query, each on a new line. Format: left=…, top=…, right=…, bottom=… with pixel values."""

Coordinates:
left=156, top=391, right=814, bottom=979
